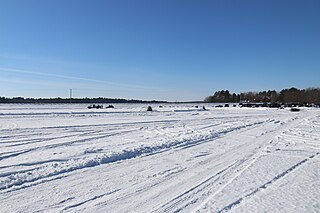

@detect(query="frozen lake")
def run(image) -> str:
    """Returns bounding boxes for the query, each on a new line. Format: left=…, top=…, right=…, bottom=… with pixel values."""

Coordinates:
left=0, top=104, right=319, bottom=212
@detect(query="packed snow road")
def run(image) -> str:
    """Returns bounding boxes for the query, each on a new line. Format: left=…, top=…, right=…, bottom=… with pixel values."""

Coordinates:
left=0, top=104, right=319, bottom=212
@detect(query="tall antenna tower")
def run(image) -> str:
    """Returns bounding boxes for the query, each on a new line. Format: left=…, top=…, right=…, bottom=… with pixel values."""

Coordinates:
left=69, top=88, right=72, bottom=103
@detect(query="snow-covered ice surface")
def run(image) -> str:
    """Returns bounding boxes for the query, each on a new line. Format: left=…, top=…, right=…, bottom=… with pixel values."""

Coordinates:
left=0, top=104, right=319, bottom=212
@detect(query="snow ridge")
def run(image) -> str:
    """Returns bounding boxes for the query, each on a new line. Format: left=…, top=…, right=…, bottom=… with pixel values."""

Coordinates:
left=0, top=120, right=265, bottom=191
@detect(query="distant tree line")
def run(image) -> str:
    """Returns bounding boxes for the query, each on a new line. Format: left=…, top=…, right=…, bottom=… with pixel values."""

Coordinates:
left=205, top=87, right=320, bottom=104
left=0, top=97, right=166, bottom=104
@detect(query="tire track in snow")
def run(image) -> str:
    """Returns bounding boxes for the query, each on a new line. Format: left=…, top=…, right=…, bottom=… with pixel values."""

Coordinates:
left=0, top=130, right=99, bottom=147
left=95, top=120, right=277, bottom=212
left=157, top=161, right=239, bottom=213
left=157, top=115, right=304, bottom=212
left=192, top=113, right=317, bottom=212
left=60, top=189, right=121, bottom=212
left=0, top=128, right=137, bottom=161
left=0, top=129, right=139, bottom=178
left=174, top=121, right=266, bottom=150
left=0, top=119, right=179, bottom=132
left=158, top=142, right=268, bottom=213
left=216, top=152, right=320, bottom=213
left=0, top=120, right=267, bottom=192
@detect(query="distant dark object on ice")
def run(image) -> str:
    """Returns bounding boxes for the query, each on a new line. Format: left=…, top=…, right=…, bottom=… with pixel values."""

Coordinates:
left=290, top=107, right=300, bottom=112
left=224, top=104, right=229, bottom=107
left=215, top=105, right=223, bottom=108
left=269, top=103, right=281, bottom=108
left=195, top=106, right=199, bottom=108
left=240, top=102, right=282, bottom=108
left=88, top=104, right=103, bottom=109
left=233, top=104, right=237, bottom=107
left=159, top=105, right=163, bottom=108
left=106, top=104, right=115, bottom=109
left=147, top=106, right=153, bottom=111
left=202, top=106, right=206, bottom=110
left=239, top=103, right=253, bottom=108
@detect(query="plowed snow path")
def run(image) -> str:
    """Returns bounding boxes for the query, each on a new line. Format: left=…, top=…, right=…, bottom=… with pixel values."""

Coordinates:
left=0, top=104, right=319, bottom=212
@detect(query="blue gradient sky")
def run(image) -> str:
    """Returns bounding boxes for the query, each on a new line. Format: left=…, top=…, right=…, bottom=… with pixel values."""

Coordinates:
left=0, top=0, right=319, bottom=101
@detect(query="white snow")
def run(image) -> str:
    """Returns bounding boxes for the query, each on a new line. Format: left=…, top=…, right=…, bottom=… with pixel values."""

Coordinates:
left=0, top=104, right=319, bottom=212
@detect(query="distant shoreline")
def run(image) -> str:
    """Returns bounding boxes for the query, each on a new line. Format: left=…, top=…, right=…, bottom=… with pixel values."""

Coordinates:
left=0, top=97, right=168, bottom=104
left=1, top=101, right=318, bottom=105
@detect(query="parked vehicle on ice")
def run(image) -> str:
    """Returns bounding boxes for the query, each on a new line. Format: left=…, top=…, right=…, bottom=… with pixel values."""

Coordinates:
left=88, top=104, right=103, bottom=109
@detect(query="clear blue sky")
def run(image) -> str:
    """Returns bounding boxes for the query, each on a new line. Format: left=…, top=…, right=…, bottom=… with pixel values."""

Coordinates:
left=0, top=0, right=319, bottom=101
